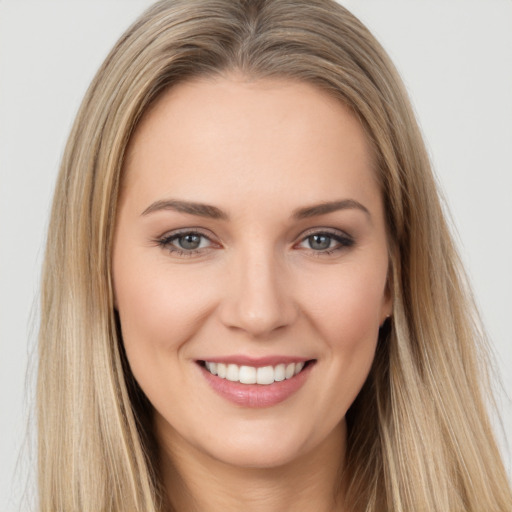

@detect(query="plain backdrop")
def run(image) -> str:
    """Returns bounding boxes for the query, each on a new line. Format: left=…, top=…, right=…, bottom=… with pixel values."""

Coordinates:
left=1, top=1, right=511, bottom=509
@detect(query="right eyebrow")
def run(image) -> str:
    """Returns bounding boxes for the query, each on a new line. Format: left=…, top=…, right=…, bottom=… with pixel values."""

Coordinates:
left=292, top=199, right=371, bottom=220
left=140, top=199, right=229, bottom=220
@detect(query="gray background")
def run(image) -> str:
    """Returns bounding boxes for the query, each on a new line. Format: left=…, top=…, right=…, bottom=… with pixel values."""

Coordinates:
left=1, top=1, right=511, bottom=509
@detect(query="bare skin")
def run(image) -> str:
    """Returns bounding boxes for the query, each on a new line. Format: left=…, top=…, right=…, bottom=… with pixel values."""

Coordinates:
left=159, top=419, right=346, bottom=512
left=113, top=75, right=391, bottom=512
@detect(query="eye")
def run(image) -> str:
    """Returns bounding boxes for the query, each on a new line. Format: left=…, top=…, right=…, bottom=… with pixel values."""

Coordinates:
left=174, top=233, right=206, bottom=250
left=306, top=234, right=334, bottom=251
left=297, top=230, right=354, bottom=254
left=157, top=230, right=215, bottom=256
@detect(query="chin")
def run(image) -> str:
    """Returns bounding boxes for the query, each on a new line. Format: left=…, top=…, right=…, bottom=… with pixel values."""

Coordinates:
left=206, top=441, right=305, bottom=470
left=195, top=420, right=333, bottom=470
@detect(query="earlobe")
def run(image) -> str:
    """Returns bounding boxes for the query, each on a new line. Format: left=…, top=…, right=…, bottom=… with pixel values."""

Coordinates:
left=379, top=313, right=391, bottom=329
left=380, top=255, right=394, bottom=327
left=379, top=287, right=393, bottom=329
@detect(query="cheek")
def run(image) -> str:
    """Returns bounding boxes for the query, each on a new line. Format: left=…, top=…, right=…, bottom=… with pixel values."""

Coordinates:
left=113, top=252, right=218, bottom=364
left=302, top=260, right=387, bottom=344
left=297, top=258, right=387, bottom=404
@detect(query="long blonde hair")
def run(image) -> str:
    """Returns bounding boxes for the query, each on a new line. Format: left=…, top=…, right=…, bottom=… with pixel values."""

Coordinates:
left=38, top=1, right=512, bottom=510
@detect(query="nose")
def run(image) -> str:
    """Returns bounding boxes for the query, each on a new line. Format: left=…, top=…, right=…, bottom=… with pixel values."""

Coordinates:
left=218, top=247, right=298, bottom=338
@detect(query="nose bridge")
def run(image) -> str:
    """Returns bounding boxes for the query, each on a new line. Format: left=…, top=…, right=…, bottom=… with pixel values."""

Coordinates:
left=219, top=241, right=296, bottom=337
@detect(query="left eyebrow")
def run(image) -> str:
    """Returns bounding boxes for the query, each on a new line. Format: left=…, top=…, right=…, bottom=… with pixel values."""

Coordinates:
left=292, top=199, right=371, bottom=220
left=140, top=199, right=229, bottom=220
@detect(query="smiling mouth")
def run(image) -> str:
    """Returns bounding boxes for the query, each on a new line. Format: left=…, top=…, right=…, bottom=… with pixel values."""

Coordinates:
left=199, top=360, right=314, bottom=385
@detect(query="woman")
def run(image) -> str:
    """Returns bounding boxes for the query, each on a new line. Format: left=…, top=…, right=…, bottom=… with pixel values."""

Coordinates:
left=37, top=0, right=512, bottom=511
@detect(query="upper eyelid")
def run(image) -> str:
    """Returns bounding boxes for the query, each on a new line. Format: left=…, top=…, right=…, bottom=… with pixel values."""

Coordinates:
left=295, top=226, right=353, bottom=241
left=159, top=227, right=216, bottom=240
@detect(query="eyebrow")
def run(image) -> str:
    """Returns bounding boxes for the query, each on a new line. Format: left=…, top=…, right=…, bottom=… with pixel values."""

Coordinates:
left=140, top=198, right=370, bottom=221
left=141, top=199, right=228, bottom=220
left=291, top=199, right=370, bottom=220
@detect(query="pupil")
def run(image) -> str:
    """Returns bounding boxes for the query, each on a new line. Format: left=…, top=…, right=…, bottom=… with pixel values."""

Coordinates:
left=310, top=234, right=330, bottom=250
left=179, top=234, right=201, bottom=250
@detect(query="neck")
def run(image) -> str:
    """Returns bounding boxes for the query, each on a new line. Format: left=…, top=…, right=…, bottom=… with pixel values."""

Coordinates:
left=158, top=421, right=347, bottom=512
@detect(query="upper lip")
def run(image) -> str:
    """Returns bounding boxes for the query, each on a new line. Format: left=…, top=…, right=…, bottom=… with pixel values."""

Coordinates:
left=197, top=355, right=313, bottom=367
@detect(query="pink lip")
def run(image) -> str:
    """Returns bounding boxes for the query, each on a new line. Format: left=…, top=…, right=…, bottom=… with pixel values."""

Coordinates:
left=199, top=360, right=315, bottom=408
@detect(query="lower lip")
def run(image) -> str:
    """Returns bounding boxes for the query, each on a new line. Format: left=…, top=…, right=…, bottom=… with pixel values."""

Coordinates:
left=199, top=362, right=314, bottom=408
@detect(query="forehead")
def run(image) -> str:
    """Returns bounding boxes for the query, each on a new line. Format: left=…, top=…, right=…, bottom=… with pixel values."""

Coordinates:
left=121, top=76, right=380, bottom=215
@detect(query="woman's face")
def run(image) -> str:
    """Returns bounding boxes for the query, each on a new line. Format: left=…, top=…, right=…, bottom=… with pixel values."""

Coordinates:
left=113, top=76, right=391, bottom=469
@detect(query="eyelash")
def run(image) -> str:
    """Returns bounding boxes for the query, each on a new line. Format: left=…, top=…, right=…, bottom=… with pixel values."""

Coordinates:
left=156, top=229, right=215, bottom=257
left=155, top=228, right=354, bottom=257
left=298, top=229, right=354, bottom=256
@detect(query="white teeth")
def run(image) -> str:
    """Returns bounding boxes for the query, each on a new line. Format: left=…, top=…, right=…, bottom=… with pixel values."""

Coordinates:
left=217, top=363, right=227, bottom=378
left=203, top=361, right=308, bottom=384
left=226, top=364, right=239, bottom=382
left=256, top=366, right=275, bottom=385
left=239, top=365, right=257, bottom=384
left=274, top=364, right=285, bottom=382
left=206, top=362, right=218, bottom=375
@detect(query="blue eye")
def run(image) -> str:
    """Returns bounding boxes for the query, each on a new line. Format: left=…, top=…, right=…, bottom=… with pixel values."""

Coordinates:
left=307, top=234, right=333, bottom=250
left=298, top=231, right=354, bottom=254
left=158, top=231, right=213, bottom=255
left=175, top=233, right=204, bottom=250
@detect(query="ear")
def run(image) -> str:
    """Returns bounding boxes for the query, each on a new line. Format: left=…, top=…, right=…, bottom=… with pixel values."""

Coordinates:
left=381, top=285, right=393, bottom=323
left=380, top=259, right=394, bottom=326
